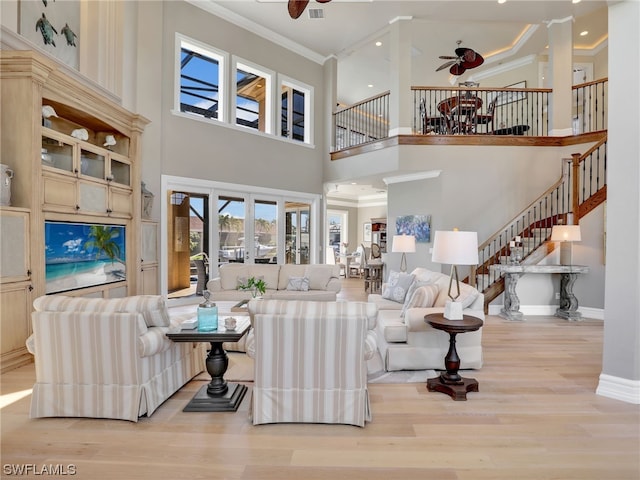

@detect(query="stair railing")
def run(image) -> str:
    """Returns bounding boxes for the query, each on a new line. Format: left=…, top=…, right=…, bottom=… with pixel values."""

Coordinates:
left=473, top=163, right=572, bottom=293
left=473, top=132, right=607, bottom=303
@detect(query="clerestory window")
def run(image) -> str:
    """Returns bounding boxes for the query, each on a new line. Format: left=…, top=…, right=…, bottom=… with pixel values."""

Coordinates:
left=178, top=35, right=226, bottom=122
left=281, top=77, right=312, bottom=144
left=175, top=34, right=313, bottom=146
left=234, top=60, right=273, bottom=134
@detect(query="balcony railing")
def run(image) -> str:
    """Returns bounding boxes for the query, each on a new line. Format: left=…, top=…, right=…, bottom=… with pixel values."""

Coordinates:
left=572, top=78, right=608, bottom=134
left=333, top=91, right=389, bottom=150
left=330, top=79, right=608, bottom=153
left=412, top=85, right=550, bottom=136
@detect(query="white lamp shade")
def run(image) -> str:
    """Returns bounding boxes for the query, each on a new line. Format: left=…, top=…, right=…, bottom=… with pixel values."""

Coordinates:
left=431, top=230, right=479, bottom=265
left=551, top=225, right=581, bottom=242
left=392, top=234, right=416, bottom=253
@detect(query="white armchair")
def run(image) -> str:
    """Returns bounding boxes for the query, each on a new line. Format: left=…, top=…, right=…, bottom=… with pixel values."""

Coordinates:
left=246, top=299, right=378, bottom=427
left=26, top=295, right=205, bottom=422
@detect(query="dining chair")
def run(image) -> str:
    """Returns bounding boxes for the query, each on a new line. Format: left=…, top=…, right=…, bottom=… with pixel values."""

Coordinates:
left=475, top=96, right=498, bottom=134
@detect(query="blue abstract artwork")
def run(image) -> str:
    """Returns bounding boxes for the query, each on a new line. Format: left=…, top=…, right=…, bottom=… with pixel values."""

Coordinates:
left=396, top=215, right=431, bottom=243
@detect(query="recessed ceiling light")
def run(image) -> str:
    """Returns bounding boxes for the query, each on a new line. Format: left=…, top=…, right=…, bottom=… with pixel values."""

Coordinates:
left=498, top=0, right=507, bottom=4
left=375, top=41, right=382, bottom=47
left=368, top=84, right=373, bottom=88
left=572, top=0, right=581, bottom=3
left=580, top=30, right=589, bottom=36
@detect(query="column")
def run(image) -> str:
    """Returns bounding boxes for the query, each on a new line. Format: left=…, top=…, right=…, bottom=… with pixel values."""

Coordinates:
left=598, top=1, right=640, bottom=404
left=547, top=16, right=574, bottom=136
left=388, top=16, right=413, bottom=136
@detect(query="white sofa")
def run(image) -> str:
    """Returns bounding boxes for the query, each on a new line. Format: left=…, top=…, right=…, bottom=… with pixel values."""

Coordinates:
left=206, top=263, right=341, bottom=302
left=26, top=295, right=206, bottom=422
left=368, top=268, right=484, bottom=372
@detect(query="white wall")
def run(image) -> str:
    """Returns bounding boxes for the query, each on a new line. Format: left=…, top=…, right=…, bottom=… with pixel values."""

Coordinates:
left=370, top=141, right=607, bottom=310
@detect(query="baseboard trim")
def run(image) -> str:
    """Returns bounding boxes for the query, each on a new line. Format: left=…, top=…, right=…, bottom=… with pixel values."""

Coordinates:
left=596, top=373, right=640, bottom=404
left=488, top=304, right=604, bottom=320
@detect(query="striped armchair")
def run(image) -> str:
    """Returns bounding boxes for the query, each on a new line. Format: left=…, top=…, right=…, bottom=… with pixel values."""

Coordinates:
left=247, top=300, right=378, bottom=427
left=26, top=295, right=206, bottom=422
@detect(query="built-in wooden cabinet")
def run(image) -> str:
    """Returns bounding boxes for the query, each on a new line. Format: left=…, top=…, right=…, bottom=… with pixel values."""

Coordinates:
left=140, top=221, right=159, bottom=295
left=0, top=50, right=148, bottom=371
left=0, top=208, right=33, bottom=371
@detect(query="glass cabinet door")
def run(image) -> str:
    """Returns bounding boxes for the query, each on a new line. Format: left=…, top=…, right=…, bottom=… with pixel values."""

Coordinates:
left=80, top=148, right=105, bottom=180
left=41, top=135, right=73, bottom=172
left=110, top=157, right=131, bottom=186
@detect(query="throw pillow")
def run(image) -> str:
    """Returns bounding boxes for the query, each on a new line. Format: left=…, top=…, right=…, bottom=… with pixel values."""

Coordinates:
left=286, top=276, right=310, bottom=291
left=382, top=270, right=415, bottom=303
left=404, top=279, right=432, bottom=305
left=401, top=284, right=440, bottom=317
left=304, top=265, right=336, bottom=290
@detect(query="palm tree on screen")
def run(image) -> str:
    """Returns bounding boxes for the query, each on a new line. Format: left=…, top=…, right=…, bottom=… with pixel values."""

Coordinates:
left=84, top=226, right=122, bottom=264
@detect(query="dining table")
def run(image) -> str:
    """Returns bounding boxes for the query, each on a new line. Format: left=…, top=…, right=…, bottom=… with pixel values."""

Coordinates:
left=437, top=94, right=483, bottom=134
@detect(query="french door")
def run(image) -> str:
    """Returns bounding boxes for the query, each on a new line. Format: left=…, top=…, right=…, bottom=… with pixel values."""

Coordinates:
left=162, top=175, right=320, bottom=301
left=217, top=194, right=279, bottom=265
left=285, top=202, right=311, bottom=264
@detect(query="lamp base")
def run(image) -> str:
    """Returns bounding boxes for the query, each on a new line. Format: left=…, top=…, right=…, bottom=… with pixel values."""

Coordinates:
left=444, top=300, right=464, bottom=320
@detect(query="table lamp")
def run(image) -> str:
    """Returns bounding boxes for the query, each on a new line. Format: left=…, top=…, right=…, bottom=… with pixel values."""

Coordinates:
left=431, top=229, right=479, bottom=320
left=392, top=234, right=416, bottom=272
left=551, top=225, right=581, bottom=265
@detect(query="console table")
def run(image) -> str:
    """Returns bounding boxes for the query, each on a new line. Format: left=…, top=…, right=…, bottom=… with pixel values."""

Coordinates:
left=490, top=265, right=589, bottom=321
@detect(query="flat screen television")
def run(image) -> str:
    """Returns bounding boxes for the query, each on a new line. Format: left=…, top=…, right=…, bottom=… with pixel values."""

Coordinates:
left=45, top=221, right=126, bottom=294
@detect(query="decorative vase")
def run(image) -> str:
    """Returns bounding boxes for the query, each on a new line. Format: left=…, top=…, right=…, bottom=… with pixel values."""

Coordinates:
left=0, top=164, right=14, bottom=206
left=197, top=290, right=218, bottom=332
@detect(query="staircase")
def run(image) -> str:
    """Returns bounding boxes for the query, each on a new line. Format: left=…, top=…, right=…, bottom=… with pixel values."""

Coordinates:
left=470, top=132, right=608, bottom=310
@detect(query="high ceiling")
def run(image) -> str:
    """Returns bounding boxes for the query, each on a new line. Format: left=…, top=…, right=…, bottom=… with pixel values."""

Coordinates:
left=197, top=0, right=609, bottom=201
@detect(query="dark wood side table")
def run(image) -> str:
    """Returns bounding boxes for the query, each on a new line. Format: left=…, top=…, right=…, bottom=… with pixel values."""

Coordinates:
left=425, top=313, right=484, bottom=401
left=166, top=317, right=251, bottom=412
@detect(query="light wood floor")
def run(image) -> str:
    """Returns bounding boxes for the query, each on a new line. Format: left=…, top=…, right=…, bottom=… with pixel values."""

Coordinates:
left=2, top=278, right=639, bottom=479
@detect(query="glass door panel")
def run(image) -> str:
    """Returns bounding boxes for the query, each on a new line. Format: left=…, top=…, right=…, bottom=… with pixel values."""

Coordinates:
left=254, top=200, right=277, bottom=263
left=41, top=135, right=73, bottom=172
left=285, top=202, right=311, bottom=265
left=218, top=195, right=246, bottom=264
left=167, top=191, right=210, bottom=300
left=80, top=148, right=105, bottom=180
left=110, top=157, right=131, bottom=186
left=285, top=210, right=297, bottom=264
left=299, top=207, right=310, bottom=264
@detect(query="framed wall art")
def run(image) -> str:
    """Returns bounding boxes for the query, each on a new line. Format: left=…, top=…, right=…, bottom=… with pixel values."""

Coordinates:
left=363, top=222, right=372, bottom=242
left=396, top=214, right=431, bottom=243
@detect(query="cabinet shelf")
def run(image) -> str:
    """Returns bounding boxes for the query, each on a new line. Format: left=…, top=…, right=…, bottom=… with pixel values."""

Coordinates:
left=1, top=50, right=149, bottom=372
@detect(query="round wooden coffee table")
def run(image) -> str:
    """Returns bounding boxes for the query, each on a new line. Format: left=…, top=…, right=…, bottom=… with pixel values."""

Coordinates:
left=425, top=313, right=483, bottom=401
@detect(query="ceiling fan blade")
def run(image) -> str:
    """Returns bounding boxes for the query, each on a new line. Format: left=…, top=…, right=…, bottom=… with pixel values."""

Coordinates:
left=316, top=0, right=332, bottom=3
left=455, top=47, right=474, bottom=58
left=288, top=0, right=310, bottom=19
left=450, top=63, right=466, bottom=76
left=439, top=55, right=458, bottom=60
left=436, top=60, right=456, bottom=72
left=461, top=51, right=484, bottom=69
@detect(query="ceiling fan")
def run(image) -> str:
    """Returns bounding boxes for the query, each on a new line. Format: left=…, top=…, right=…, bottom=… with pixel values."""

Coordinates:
left=436, top=40, right=484, bottom=76
left=288, top=0, right=332, bottom=20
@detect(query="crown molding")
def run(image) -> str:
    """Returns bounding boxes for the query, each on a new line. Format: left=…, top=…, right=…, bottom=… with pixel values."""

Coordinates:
left=469, top=54, right=537, bottom=82
left=186, top=0, right=326, bottom=65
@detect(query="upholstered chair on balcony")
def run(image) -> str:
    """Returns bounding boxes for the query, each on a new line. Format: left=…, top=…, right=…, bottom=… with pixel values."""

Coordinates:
left=246, top=299, right=378, bottom=427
